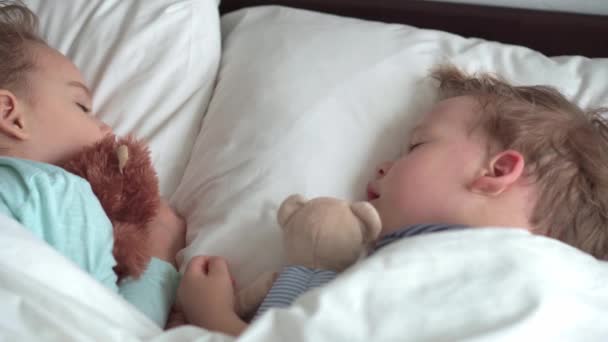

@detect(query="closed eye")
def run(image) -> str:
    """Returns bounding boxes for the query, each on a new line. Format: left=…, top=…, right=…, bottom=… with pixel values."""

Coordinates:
left=76, top=103, right=90, bottom=113
left=408, top=142, right=424, bottom=152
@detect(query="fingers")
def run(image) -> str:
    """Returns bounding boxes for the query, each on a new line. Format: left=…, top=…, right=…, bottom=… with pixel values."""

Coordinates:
left=185, top=255, right=230, bottom=277
left=208, top=257, right=229, bottom=277
left=185, top=255, right=212, bottom=275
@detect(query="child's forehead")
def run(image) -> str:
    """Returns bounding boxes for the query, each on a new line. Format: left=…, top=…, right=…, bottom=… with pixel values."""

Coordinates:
left=397, top=96, right=483, bottom=154
left=30, top=43, right=82, bottom=77
left=417, top=96, right=481, bottom=129
left=27, top=42, right=89, bottom=90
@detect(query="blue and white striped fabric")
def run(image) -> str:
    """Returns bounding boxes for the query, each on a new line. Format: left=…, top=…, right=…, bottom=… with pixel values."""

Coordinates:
left=373, top=223, right=467, bottom=252
left=254, top=266, right=337, bottom=319
left=254, top=223, right=466, bottom=319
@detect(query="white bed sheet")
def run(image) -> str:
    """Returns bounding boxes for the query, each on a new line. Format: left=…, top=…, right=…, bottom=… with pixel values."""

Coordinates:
left=3, top=212, right=608, bottom=341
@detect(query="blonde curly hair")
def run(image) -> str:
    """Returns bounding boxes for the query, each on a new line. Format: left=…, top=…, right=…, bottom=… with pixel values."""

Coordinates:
left=431, top=64, right=608, bottom=260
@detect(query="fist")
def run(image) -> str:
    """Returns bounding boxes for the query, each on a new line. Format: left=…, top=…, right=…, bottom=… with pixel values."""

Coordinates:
left=177, top=256, right=238, bottom=329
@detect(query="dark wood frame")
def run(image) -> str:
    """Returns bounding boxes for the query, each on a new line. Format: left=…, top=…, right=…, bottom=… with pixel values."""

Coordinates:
left=220, top=0, right=608, bottom=58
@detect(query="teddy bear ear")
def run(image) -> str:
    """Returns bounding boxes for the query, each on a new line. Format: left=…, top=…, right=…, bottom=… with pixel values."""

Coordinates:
left=350, top=201, right=382, bottom=243
left=277, top=194, right=307, bottom=228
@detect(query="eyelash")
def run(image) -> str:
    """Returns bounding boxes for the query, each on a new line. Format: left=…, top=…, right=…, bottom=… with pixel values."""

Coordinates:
left=77, top=103, right=90, bottom=113
left=408, top=142, right=424, bottom=152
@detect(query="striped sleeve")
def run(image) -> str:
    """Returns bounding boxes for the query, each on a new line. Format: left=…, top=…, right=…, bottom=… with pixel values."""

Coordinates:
left=254, top=266, right=336, bottom=320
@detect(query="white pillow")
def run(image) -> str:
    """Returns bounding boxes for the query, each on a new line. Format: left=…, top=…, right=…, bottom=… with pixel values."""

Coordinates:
left=173, top=6, right=608, bottom=287
left=24, top=0, right=221, bottom=196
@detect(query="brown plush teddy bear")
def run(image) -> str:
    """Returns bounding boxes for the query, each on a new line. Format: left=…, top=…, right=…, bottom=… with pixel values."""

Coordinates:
left=61, top=134, right=160, bottom=280
left=236, top=194, right=382, bottom=318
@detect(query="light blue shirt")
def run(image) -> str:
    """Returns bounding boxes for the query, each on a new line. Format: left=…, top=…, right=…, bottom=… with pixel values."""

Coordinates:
left=0, top=157, right=179, bottom=327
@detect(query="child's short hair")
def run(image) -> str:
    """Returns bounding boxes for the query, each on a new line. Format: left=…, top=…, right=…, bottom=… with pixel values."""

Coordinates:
left=431, top=64, right=608, bottom=260
left=0, top=0, right=44, bottom=96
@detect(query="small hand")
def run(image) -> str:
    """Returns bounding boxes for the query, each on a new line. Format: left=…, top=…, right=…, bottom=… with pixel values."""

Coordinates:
left=147, top=199, right=186, bottom=268
left=177, top=256, right=246, bottom=334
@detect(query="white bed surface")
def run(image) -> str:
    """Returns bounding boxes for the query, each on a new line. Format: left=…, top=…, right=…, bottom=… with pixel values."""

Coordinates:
left=3, top=211, right=608, bottom=341
left=421, top=0, right=608, bottom=15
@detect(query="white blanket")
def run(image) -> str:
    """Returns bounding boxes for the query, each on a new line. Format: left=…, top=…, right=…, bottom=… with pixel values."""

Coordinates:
left=2, top=212, right=608, bottom=341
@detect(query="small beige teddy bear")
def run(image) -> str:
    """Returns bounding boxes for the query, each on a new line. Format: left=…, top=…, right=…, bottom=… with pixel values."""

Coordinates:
left=236, top=194, right=382, bottom=318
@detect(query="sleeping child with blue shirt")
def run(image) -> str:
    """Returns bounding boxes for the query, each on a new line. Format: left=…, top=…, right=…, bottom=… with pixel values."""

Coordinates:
left=174, top=65, right=608, bottom=336
left=0, top=2, right=185, bottom=328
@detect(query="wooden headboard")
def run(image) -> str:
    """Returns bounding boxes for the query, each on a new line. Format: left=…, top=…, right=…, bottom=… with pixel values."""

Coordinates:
left=219, top=0, right=608, bottom=58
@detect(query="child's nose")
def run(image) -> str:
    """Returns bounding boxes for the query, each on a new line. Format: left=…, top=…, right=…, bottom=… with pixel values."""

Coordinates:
left=376, top=161, right=393, bottom=178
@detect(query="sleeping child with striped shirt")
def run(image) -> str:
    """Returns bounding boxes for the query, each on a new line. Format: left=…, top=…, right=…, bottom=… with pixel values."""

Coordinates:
left=176, top=66, right=608, bottom=336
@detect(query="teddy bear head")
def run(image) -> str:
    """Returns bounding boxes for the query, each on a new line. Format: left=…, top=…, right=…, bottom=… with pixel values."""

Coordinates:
left=277, top=194, right=382, bottom=272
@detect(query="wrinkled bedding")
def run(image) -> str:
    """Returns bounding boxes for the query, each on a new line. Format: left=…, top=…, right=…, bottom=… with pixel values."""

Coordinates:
left=3, top=212, right=608, bottom=341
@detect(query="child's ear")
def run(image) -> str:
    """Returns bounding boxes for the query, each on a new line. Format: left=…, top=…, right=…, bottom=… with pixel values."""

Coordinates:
left=470, top=150, right=525, bottom=196
left=0, top=90, right=28, bottom=140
